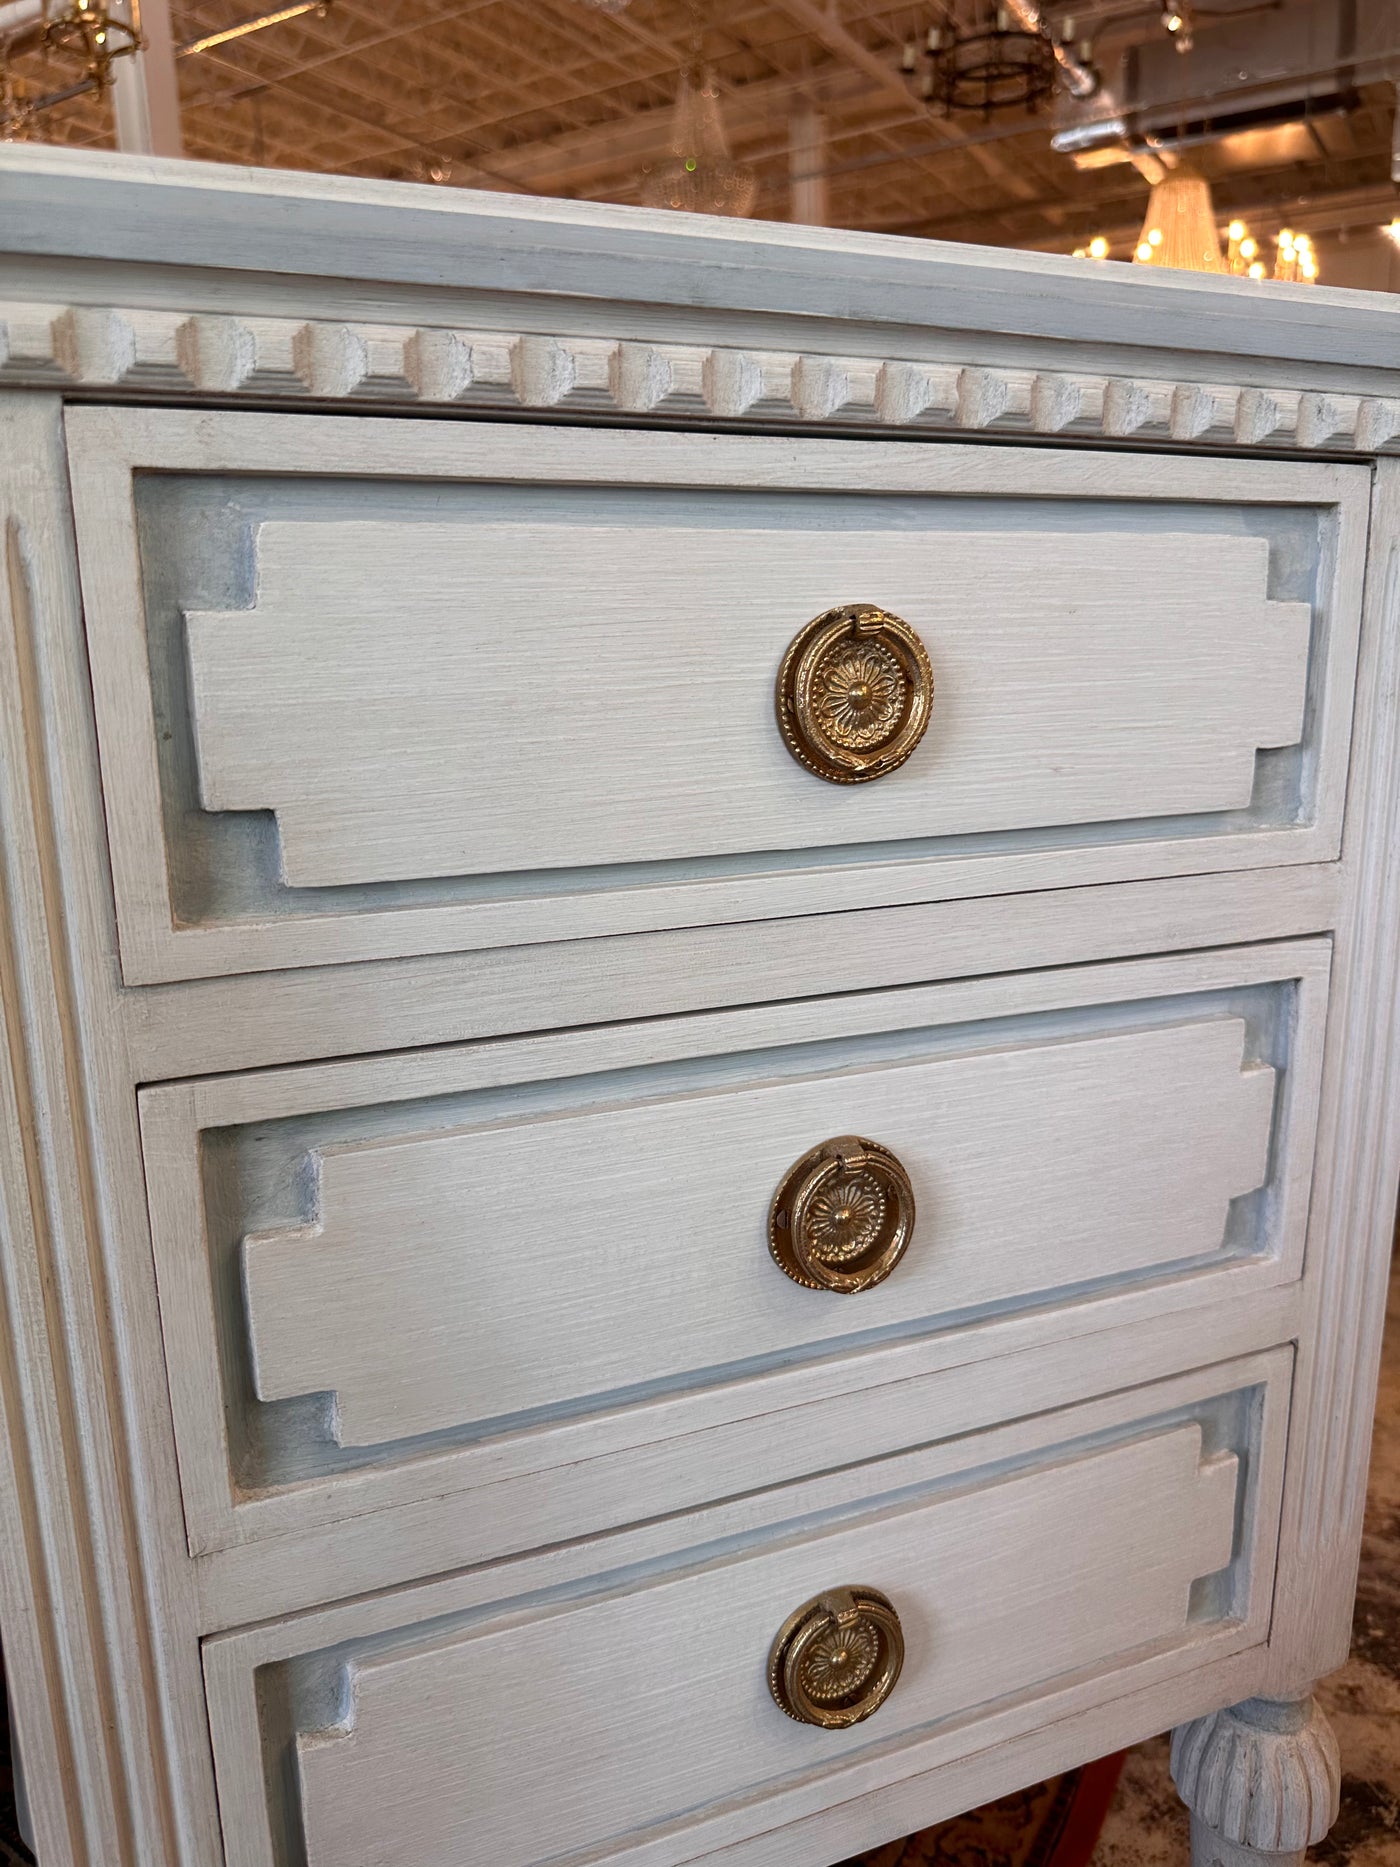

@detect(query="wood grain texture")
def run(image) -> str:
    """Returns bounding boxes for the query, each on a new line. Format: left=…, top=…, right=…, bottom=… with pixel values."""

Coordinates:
left=6, top=296, right=1400, bottom=451
left=241, top=1019, right=1273, bottom=1445
left=4, top=146, right=1400, bottom=382
left=122, top=864, right=1343, bottom=1082
left=1172, top=1694, right=1341, bottom=1857
left=1258, top=458, right=1400, bottom=1699
left=202, top=1351, right=1290, bottom=1867
left=65, top=407, right=1367, bottom=983
left=193, top=1286, right=1303, bottom=1630
left=299, top=1428, right=1235, bottom=1867
left=1, top=157, right=1398, bottom=1867
left=184, top=520, right=1308, bottom=886
left=139, top=941, right=1326, bottom=1561
left=0, top=394, right=222, bottom=1867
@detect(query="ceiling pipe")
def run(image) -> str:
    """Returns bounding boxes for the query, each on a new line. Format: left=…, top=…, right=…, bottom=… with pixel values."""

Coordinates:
left=1001, top=0, right=1101, bottom=99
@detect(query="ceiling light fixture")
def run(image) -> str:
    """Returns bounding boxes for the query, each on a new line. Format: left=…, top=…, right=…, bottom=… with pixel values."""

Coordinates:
left=179, top=1, right=328, bottom=59
left=1160, top=0, right=1194, bottom=52
left=639, top=65, right=757, bottom=218
left=903, top=4, right=1097, bottom=117
left=1130, top=166, right=1223, bottom=271
left=1224, top=220, right=1319, bottom=282
left=43, top=0, right=140, bottom=91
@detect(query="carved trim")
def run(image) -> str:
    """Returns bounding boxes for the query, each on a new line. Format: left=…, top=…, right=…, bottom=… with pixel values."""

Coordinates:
left=1171, top=1695, right=1340, bottom=1854
left=1296, top=533, right=1400, bottom=1558
left=0, top=395, right=223, bottom=1866
left=4, top=301, right=1400, bottom=451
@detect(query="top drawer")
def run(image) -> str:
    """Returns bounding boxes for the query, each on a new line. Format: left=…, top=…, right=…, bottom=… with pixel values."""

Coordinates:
left=65, top=410, right=1368, bottom=983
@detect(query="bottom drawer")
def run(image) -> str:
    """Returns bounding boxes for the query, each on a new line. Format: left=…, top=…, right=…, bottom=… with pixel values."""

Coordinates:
left=204, top=1349, right=1289, bottom=1867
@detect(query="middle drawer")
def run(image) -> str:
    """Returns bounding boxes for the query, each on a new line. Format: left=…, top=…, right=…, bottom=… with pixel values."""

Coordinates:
left=140, top=939, right=1326, bottom=1565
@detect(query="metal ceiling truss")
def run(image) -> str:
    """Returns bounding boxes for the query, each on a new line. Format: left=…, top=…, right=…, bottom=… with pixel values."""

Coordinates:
left=2, top=0, right=1394, bottom=257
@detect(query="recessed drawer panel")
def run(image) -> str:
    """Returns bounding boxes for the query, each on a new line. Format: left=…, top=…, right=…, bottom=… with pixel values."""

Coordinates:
left=65, top=410, right=1367, bottom=981
left=202, top=1352, right=1289, bottom=1867
left=140, top=942, right=1326, bottom=1560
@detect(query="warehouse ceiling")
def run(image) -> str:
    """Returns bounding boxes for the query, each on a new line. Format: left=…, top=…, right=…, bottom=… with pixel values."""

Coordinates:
left=4, top=0, right=1400, bottom=256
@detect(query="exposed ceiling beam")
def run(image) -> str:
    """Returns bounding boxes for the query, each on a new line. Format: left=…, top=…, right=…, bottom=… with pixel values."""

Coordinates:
left=446, top=62, right=875, bottom=194
left=765, top=0, right=1042, bottom=200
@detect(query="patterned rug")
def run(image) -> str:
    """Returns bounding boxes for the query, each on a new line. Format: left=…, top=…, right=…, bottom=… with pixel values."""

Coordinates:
left=842, top=1754, right=1128, bottom=1867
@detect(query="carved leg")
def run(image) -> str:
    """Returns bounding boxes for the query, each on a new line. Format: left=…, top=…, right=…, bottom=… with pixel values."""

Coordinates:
left=1171, top=1694, right=1341, bottom=1867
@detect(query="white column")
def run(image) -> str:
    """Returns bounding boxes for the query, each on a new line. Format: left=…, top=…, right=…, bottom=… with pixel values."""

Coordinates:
left=789, top=104, right=828, bottom=226
left=110, top=0, right=183, bottom=157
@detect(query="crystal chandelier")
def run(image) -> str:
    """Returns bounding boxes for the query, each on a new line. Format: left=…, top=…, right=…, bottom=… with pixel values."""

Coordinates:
left=1129, top=168, right=1224, bottom=272
left=1117, top=171, right=1320, bottom=281
left=1219, top=219, right=1317, bottom=282
left=639, top=65, right=758, bottom=217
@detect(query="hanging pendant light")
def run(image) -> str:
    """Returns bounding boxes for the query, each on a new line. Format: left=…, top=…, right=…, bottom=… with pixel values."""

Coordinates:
left=1131, top=166, right=1223, bottom=273
left=639, top=64, right=758, bottom=218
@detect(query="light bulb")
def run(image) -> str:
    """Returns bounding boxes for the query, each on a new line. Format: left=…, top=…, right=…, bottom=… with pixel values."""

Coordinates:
left=1248, top=260, right=1266, bottom=279
left=1278, top=227, right=1295, bottom=246
left=1239, top=237, right=1258, bottom=260
left=1088, top=235, right=1109, bottom=259
left=1227, top=219, right=1246, bottom=240
left=1136, top=241, right=1154, bottom=261
left=1148, top=227, right=1163, bottom=246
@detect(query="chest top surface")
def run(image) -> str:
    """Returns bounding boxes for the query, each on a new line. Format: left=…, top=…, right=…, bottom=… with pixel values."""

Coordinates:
left=4, top=143, right=1400, bottom=456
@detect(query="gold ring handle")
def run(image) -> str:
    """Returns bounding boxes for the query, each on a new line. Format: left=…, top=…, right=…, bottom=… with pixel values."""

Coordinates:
left=768, top=1135, right=915, bottom=1294
left=776, top=603, right=933, bottom=783
left=768, top=1586, right=905, bottom=1729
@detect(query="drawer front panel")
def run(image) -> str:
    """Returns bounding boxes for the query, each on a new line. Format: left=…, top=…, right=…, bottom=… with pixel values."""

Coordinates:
left=188, top=520, right=1303, bottom=884
left=65, top=410, right=1367, bottom=981
left=202, top=1353, right=1289, bottom=1867
left=140, top=942, right=1327, bottom=1557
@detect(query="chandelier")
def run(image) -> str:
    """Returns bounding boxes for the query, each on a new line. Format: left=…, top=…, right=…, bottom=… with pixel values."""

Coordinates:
left=1130, top=168, right=1224, bottom=273
left=639, top=65, right=758, bottom=218
left=1219, top=219, right=1317, bottom=282
left=43, top=0, right=141, bottom=91
left=1074, top=169, right=1319, bottom=282
left=902, top=6, right=1078, bottom=116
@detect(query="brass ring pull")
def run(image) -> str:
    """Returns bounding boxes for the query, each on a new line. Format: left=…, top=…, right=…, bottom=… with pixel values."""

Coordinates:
left=776, top=603, right=933, bottom=784
left=769, top=1135, right=915, bottom=1294
left=768, top=1586, right=905, bottom=1729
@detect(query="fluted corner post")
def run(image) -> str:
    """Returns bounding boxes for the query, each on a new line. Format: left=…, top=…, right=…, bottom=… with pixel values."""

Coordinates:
left=1171, top=1695, right=1341, bottom=1867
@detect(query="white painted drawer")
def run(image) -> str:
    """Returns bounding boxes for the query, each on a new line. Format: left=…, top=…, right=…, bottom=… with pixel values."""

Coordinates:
left=140, top=941, right=1326, bottom=1564
left=66, top=409, right=1366, bottom=982
left=202, top=1350, right=1289, bottom=1867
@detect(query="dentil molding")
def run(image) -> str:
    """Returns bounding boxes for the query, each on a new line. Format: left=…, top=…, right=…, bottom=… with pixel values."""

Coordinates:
left=4, top=300, right=1400, bottom=452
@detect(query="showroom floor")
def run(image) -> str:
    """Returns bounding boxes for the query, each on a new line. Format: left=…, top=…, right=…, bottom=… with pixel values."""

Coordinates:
left=1093, top=1249, right=1400, bottom=1867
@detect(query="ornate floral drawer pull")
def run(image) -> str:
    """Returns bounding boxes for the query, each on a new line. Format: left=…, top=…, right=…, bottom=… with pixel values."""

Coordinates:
left=768, top=1134, right=916, bottom=1293
left=768, top=1586, right=905, bottom=1728
left=776, top=603, right=933, bottom=783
